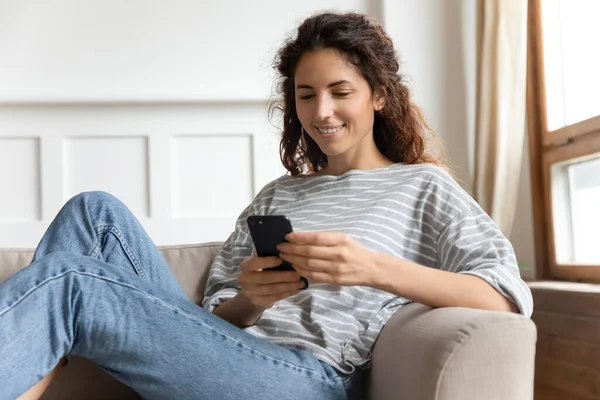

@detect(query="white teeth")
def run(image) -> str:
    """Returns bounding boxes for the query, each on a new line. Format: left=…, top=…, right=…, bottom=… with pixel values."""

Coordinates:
left=317, top=126, right=343, bottom=134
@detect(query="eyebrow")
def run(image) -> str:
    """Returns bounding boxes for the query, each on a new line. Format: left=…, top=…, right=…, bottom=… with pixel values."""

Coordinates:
left=296, top=80, right=351, bottom=90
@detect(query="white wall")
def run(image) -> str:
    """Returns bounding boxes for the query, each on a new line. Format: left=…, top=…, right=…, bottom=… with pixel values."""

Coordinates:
left=0, top=0, right=373, bottom=102
left=382, top=0, right=477, bottom=187
left=0, top=0, right=538, bottom=277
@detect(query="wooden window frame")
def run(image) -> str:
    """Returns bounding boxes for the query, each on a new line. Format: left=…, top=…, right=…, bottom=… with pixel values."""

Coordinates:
left=527, top=0, right=600, bottom=282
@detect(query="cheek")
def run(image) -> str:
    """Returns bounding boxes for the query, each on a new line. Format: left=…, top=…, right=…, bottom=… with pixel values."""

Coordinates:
left=358, top=103, right=376, bottom=126
left=295, top=102, right=311, bottom=125
left=344, top=105, right=373, bottom=128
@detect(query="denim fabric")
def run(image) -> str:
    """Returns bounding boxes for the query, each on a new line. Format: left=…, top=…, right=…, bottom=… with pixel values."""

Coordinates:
left=0, top=191, right=363, bottom=400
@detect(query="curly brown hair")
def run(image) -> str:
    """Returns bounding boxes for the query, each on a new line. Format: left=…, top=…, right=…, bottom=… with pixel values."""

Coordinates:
left=269, top=12, right=447, bottom=176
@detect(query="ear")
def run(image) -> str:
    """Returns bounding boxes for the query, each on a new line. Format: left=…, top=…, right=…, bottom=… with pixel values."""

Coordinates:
left=372, top=90, right=386, bottom=111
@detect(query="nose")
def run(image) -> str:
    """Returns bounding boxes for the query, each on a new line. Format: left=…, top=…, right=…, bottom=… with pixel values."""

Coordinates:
left=315, top=95, right=334, bottom=121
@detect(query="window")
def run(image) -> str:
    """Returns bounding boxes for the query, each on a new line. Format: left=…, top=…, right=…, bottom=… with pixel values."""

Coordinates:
left=528, top=0, right=600, bottom=281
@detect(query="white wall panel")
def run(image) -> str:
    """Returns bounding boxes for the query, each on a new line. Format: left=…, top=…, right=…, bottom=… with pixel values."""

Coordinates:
left=171, top=135, right=253, bottom=218
left=0, top=103, right=286, bottom=247
left=0, top=0, right=376, bottom=102
left=64, top=136, right=150, bottom=217
left=0, top=137, right=41, bottom=221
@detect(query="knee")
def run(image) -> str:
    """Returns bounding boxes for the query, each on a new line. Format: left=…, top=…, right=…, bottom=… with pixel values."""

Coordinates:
left=72, top=190, right=118, bottom=204
left=66, top=191, right=124, bottom=212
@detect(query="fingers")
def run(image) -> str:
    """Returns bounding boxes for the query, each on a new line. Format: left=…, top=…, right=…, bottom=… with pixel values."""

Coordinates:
left=241, top=254, right=283, bottom=272
left=286, top=231, right=348, bottom=246
left=277, top=243, right=336, bottom=260
left=279, top=254, right=330, bottom=272
left=239, top=268, right=301, bottom=285
left=239, top=255, right=302, bottom=285
left=238, top=253, right=306, bottom=309
left=244, top=281, right=306, bottom=297
left=267, top=289, right=303, bottom=303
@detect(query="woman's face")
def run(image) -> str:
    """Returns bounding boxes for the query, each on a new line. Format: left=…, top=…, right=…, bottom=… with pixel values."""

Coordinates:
left=294, top=48, right=383, bottom=167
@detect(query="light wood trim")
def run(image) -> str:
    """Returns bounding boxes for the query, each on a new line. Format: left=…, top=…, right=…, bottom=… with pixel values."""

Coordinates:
left=543, top=111, right=600, bottom=148
left=540, top=140, right=559, bottom=279
left=532, top=285, right=600, bottom=317
left=544, top=130, right=600, bottom=165
left=551, top=265, right=600, bottom=283
left=528, top=0, right=600, bottom=281
left=542, top=131, right=600, bottom=280
left=526, top=0, right=551, bottom=280
left=532, top=310, right=600, bottom=343
left=527, top=0, right=549, bottom=135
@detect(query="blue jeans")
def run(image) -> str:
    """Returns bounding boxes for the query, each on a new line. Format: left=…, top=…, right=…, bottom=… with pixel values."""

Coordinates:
left=0, top=191, right=363, bottom=400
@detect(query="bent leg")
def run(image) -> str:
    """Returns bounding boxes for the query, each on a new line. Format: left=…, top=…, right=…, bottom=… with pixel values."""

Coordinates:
left=33, top=191, right=186, bottom=298
left=20, top=191, right=187, bottom=398
left=1, top=252, right=348, bottom=400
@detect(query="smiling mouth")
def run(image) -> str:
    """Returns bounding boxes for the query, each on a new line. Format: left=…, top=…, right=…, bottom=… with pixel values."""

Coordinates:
left=316, top=125, right=345, bottom=135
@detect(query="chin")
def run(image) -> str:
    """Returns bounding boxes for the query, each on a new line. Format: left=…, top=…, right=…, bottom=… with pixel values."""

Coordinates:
left=316, top=143, right=347, bottom=157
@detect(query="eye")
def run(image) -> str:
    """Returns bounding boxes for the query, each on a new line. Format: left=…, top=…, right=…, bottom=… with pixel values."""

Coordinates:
left=299, top=94, right=315, bottom=101
left=334, top=92, right=352, bottom=98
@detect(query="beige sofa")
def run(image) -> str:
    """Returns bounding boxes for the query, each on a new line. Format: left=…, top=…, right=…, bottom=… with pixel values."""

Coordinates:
left=0, top=243, right=537, bottom=400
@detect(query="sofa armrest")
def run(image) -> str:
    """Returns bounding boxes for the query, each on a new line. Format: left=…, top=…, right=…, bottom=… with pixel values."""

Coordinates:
left=367, top=303, right=537, bottom=400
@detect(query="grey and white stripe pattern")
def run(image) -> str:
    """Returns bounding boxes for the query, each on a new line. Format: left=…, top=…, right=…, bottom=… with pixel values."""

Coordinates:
left=202, top=163, right=534, bottom=374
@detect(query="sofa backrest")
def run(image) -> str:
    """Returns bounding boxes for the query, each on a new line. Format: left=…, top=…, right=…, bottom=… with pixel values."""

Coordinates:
left=0, top=242, right=224, bottom=305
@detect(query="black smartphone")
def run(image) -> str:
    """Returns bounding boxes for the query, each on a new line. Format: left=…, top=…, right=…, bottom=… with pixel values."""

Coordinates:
left=246, top=215, right=308, bottom=289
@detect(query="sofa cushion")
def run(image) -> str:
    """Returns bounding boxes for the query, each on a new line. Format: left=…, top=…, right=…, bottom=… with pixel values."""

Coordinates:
left=0, top=248, right=35, bottom=282
left=0, top=242, right=224, bottom=305
left=158, top=242, right=223, bottom=303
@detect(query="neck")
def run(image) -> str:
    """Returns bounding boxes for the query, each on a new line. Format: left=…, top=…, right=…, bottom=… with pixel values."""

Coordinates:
left=321, top=156, right=393, bottom=176
left=319, top=132, right=393, bottom=176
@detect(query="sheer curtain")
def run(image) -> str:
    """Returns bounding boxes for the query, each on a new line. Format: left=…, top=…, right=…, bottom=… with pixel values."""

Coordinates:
left=473, top=0, right=528, bottom=236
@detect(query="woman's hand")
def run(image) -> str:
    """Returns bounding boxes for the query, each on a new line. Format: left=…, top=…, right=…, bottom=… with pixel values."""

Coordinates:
left=237, top=250, right=306, bottom=310
left=277, top=232, right=378, bottom=286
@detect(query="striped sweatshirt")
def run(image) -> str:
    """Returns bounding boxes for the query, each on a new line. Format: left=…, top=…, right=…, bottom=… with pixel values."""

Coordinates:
left=202, top=163, right=534, bottom=374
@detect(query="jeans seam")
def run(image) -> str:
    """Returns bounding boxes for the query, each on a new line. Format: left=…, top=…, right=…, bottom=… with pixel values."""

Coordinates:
left=93, top=225, right=148, bottom=281
left=0, top=272, right=74, bottom=317
left=135, top=282, right=338, bottom=384
left=3, top=268, right=339, bottom=386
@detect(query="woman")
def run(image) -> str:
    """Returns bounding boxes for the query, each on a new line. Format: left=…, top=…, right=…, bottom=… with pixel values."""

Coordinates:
left=5, top=12, right=532, bottom=400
